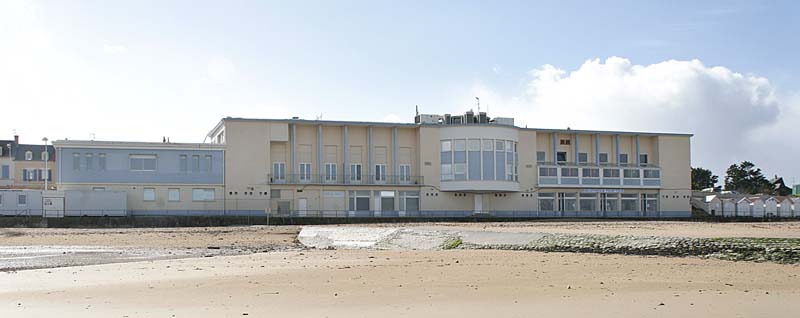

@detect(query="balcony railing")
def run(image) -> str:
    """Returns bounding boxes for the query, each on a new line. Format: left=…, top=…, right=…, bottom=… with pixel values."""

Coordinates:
left=538, top=164, right=661, bottom=188
left=268, top=174, right=424, bottom=186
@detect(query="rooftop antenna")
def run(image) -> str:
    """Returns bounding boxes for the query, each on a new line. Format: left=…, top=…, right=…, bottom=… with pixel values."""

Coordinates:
left=315, top=113, right=323, bottom=120
left=90, top=133, right=96, bottom=141
left=475, top=97, right=480, bottom=113
left=415, top=105, right=419, bottom=116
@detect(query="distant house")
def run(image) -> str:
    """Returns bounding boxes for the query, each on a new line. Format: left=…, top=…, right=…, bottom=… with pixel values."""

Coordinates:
left=764, top=197, right=780, bottom=216
left=770, top=176, right=792, bottom=196
left=736, top=197, right=752, bottom=217
left=778, top=197, right=794, bottom=217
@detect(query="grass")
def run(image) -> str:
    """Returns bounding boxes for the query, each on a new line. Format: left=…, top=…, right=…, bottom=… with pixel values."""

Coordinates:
left=442, top=237, right=463, bottom=250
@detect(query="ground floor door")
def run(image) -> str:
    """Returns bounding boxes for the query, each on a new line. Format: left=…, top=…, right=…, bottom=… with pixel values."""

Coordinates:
left=298, top=198, right=307, bottom=217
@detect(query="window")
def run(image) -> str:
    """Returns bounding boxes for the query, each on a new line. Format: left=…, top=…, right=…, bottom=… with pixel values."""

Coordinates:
left=192, top=155, right=200, bottom=172
left=73, top=153, right=81, bottom=171
left=324, top=163, right=337, bottom=182
left=556, top=152, right=567, bottom=163
left=603, top=168, right=620, bottom=178
left=41, top=151, right=49, bottom=161
left=374, top=164, right=386, bottom=182
left=272, top=162, right=286, bottom=181
left=130, top=155, right=157, bottom=171
left=380, top=191, right=395, bottom=212
left=179, top=155, right=188, bottom=172
left=539, top=167, right=558, bottom=177
left=299, top=163, right=312, bottom=181
left=399, top=164, right=411, bottom=182
left=559, top=192, right=577, bottom=212
left=18, top=194, right=27, bottom=206
left=98, top=153, right=106, bottom=171
left=350, top=163, right=362, bottom=182
left=453, top=139, right=466, bottom=151
left=270, top=189, right=281, bottom=198
left=467, top=139, right=481, bottom=151
left=639, top=154, right=648, bottom=165
left=93, top=187, right=105, bottom=191
left=560, top=139, right=571, bottom=145
left=454, top=163, right=466, bottom=181
left=619, top=153, right=628, bottom=165
left=602, top=193, right=619, bottom=212
left=580, top=193, right=597, bottom=211
left=27, top=169, right=35, bottom=181
left=399, top=191, right=419, bottom=212
left=348, top=191, right=370, bottom=211
left=536, top=151, right=546, bottom=163
left=482, top=139, right=493, bottom=151
left=623, top=169, right=640, bottom=178
left=578, top=152, right=588, bottom=164
left=440, top=164, right=453, bottom=181
left=85, top=153, right=93, bottom=170
left=192, top=188, right=215, bottom=201
left=168, top=188, right=180, bottom=202
left=643, top=170, right=660, bottom=178
left=204, top=155, right=213, bottom=172
left=440, top=140, right=452, bottom=152
left=143, top=188, right=156, bottom=201
left=621, top=193, right=639, bottom=212
left=599, top=153, right=608, bottom=164
left=1, top=165, right=8, bottom=179
left=582, top=168, right=600, bottom=178
left=539, top=193, right=555, bottom=211
left=495, top=140, right=504, bottom=151
left=561, top=168, right=579, bottom=177
left=25, top=151, right=32, bottom=161
left=643, top=193, right=658, bottom=212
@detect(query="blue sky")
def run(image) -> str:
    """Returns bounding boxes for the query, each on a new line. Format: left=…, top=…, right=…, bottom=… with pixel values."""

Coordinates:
left=2, top=0, right=799, bottom=185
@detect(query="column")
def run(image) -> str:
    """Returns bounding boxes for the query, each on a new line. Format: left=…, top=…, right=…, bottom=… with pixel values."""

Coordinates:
left=343, top=126, right=349, bottom=184
left=574, top=133, right=579, bottom=163
left=317, top=125, right=323, bottom=183
left=635, top=135, right=641, bottom=166
left=392, top=127, right=398, bottom=184
left=552, top=132, right=558, bottom=163
left=368, top=126, right=374, bottom=183
left=594, top=134, right=600, bottom=164
left=615, top=134, right=620, bottom=166
left=291, top=124, right=297, bottom=182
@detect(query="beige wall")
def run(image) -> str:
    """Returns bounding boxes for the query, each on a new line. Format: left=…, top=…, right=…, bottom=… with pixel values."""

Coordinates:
left=13, top=160, right=56, bottom=190
left=657, top=135, right=692, bottom=212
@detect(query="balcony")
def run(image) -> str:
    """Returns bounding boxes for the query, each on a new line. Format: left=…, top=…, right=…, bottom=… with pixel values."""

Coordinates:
left=268, top=174, right=423, bottom=186
left=537, top=162, right=661, bottom=188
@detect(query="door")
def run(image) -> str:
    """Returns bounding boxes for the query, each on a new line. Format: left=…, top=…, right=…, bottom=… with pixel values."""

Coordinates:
left=474, top=194, right=483, bottom=214
left=298, top=198, right=307, bottom=217
left=43, top=196, right=65, bottom=218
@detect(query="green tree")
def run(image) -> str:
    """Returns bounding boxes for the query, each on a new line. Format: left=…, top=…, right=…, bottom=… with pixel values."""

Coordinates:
left=724, top=161, right=770, bottom=194
left=691, top=167, right=718, bottom=190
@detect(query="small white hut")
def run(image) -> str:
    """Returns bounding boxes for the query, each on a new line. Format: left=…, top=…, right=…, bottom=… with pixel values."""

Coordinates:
left=706, top=195, right=722, bottom=216
left=764, top=197, right=780, bottom=216
left=750, top=197, right=765, bottom=217
left=736, top=197, right=752, bottom=217
left=778, top=197, right=794, bottom=217
left=721, top=198, right=737, bottom=217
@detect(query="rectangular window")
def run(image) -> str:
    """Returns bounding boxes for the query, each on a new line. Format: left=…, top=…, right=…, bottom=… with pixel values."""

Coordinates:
left=559, top=139, right=571, bottom=145
left=603, top=168, right=620, bottom=178
left=454, top=163, right=466, bottom=181
left=561, top=167, right=579, bottom=177
left=179, top=155, right=188, bottom=172
left=348, top=191, right=370, bottom=211
left=192, top=155, right=200, bottom=172
left=643, top=169, right=660, bottom=178
left=467, top=139, right=481, bottom=151
left=130, top=155, right=157, bottom=171
left=374, top=164, right=386, bottom=182
left=270, top=189, right=281, bottom=198
left=536, top=151, right=546, bottom=163
left=482, top=139, right=493, bottom=151
left=639, top=154, right=648, bottom=165
left=559, top=192, right=577, bottom=212
left=22, top=169, right=28, bottom=181
left=18, top=194, right=27, bottom=206
left=42, top=151, right=49, bottom=161
left=441, top=164, right=453, bottom=181
left=623, top=169, right=640, bottom=178
left=399, top=164, right=411, bottom=182
left=539, top=167, right=558, bottom=177
left=582, top=168, right=600, bottom=178
left=643, top=193, right=658, bottom=212
left=350, top=163, right=362, bottom=181
left=272, top=162, right=286, bottom=181
left=578, top=152, right=588, bottom=164
left=1, top=165, right=8, bottom=179
left=98, top=153, right=107, bottom=171
left=143, top=188, right=156, bottom=201
left=619, top=153, right=628, bottom=165
left=556, top=152, right=567, bottom=163
left=539, top=193, right=555, bottom=211
left=399, top=191, right=419, bottom=212
left=204, top=155, right=213, bottom=172
left=599, top=153, right=608, bottom=164
left=168, top=188, right=180, bottom=202
left=440, top=140, right=452, bottom=152
left=299, top=163, right=312, bottom=181
left=73, top=153, right=81, bottom=171
left=495, top=140, right=504, bottom=151
left=621, top=193, right=638, bottom=211
left=192, top=188, right=215, bottom=201
left=453, top=139, right=466, bottom=151
left=325, top=163, right=337, bottom=182
left=85, top=153, right=94, bottom=170
left=580, top=193, right=597, bottom=211
left=602, top=193, right=619, bottom=212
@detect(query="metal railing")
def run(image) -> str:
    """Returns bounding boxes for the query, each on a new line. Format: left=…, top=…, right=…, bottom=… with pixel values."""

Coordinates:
left=268, top=174, right=423, bottom=185
left=538, top=165, right=661, bottom=187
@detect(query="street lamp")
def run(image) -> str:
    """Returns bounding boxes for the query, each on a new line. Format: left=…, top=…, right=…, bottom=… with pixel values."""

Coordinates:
left=42, top=137, right=48, bottom=191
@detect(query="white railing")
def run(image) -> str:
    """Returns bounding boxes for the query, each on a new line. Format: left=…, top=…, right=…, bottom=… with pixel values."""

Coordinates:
left=538, top=164, right=661, bottom=188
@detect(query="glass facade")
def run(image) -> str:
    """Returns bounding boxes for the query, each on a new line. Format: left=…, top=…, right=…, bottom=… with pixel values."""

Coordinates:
left=441, top=138, right=517, bottom=182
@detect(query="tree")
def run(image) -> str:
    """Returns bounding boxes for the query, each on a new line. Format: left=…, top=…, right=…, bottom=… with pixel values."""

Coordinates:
left=691, top=167, right=718, bottom=190
left=724, top=161, right=770, bottom=194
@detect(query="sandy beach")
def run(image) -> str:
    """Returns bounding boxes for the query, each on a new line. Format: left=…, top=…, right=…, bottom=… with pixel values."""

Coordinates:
left=1, top=222, right=799, bottom=317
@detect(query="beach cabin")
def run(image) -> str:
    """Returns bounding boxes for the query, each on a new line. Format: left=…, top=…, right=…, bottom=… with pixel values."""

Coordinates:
left=706, top=195, right=722, bottom=216
left=750, top=197, right=765, bottom=217
left=736, top=197, right=752, bottom=217
left=722, top=198, right=737, bottom=217
left=778, top=197, right=794, bottom=217
left=764, top=197, right=780, bottom=217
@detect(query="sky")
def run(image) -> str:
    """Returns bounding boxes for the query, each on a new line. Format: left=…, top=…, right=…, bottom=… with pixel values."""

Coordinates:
left=1, top=0, right=799, bottom=186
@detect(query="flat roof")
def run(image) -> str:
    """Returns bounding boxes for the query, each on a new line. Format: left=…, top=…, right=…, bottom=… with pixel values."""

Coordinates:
left=53, top=140, right=226, bottom=150
left=210, top=116, right=692, bottom=137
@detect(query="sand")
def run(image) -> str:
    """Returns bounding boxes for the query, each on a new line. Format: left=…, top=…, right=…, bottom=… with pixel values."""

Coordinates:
left=2, top=222, right=800, bottom=317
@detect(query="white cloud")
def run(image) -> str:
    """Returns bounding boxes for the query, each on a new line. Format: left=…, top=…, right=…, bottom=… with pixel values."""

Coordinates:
left=103, top=44, right=128, bottom=54
left=199, top=57, right=237, bottom=85
left=381, top=113, right=403, bottom=122
left=474, top=57, right=796, bottom=182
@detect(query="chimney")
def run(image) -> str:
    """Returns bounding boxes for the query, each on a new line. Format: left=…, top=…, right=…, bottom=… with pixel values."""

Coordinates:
left=14, top=135, right=19, bottom=144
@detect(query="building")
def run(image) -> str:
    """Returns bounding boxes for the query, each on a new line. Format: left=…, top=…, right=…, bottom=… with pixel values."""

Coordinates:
left=203, top=110, right=692, bottom=217
left=53, top=140, right=228, bottom=216
left=0, top=139, right=14, bottom=188
left=0, top=135, right=56, bottom=190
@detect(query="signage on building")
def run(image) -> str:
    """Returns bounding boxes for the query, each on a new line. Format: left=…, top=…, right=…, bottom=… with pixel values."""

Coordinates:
left=581, top=188, right=624, bottom=193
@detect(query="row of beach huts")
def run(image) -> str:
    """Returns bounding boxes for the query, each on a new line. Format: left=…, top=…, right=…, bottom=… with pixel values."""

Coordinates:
left=695, top=194, right=800, bottom=217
